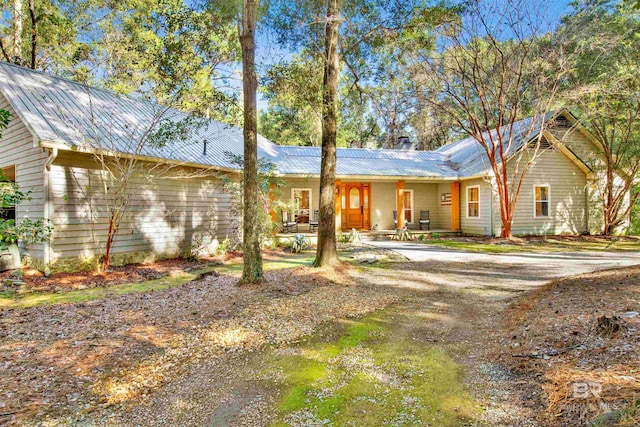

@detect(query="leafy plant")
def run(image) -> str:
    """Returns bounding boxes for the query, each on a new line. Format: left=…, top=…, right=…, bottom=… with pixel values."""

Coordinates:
left=337, top=228, right=361, bottom=244
left=630, top=185, right=640, bottom=236
left=395, top=227, right=413, bottom=241
left=221, top=153, right=284, bottom=250
left=291, top=233, right=310, bottom=253
left=337, top=232, right=351, bottom=243
left=215, top=238, right=232, bottom=255
left=1, top=157, right=52, bottom=246
left=432, top=232, right=441, bottom=239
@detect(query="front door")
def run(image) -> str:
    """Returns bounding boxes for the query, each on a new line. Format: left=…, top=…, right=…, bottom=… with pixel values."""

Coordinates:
left=346, top=184, right=364, bottom=229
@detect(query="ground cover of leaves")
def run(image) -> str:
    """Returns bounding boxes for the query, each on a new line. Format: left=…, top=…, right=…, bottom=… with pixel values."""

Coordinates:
left=497, top=266, right=640, bottom=426
left=3, top=244, right=638, bottom=426
left=87, top=258, right=530, bottom=427
left=0, top=254, right=400, bottom=425
left=0, top=258, right=215, bottom=292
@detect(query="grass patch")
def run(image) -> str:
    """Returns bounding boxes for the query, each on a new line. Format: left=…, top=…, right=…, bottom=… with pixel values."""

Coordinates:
left=268, top=313, right=482, bottom=426
left=0, top=252, right=322, bottom=310
left=0, top=269, right=203, bottom=310
left=422, top=238, right=640, bottom=254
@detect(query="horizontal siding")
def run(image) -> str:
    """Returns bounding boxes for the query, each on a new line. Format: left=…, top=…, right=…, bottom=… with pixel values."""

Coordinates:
left=508, top=149, right=587, bottom=235
left=49, top=152, right=233, bottom=261
left=460, top=178, right=493, bottom=236
left=0, top=92, right=47, bottom=259
left=278, top=179, right=454, bottom=231
left=405, top=183, right=450, bottom=230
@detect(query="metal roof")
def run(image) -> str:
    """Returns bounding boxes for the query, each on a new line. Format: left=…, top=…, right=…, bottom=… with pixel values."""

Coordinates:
left=434, top=114, right=553, bottom=177
left=0, top=62, right=552, bottom=179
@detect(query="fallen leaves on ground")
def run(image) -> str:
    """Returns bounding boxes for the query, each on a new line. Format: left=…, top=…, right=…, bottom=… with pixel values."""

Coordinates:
left=498, top=266, right=640, bottom=426
left=0, top=258, right=400, bottom=425
left=0, top=257, right=219, bottom=292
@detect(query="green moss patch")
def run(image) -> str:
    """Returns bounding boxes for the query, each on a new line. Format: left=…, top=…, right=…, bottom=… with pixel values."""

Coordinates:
left=268, top=313, right=482, bottom=426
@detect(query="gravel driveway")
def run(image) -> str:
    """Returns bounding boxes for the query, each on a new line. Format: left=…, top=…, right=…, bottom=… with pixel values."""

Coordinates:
left=365, top=239, right=640, bottom=290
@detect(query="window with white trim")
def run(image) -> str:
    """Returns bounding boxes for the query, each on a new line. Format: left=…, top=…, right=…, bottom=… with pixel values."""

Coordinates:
left=0, top=166, right=16, bottom=221
left=291, top=188, right=312, bottom=224
left=534, top=185, right=550, bottom=217
left=403, top=189, right=414, bottom=223
left=467, top=186, right=480, bottom=218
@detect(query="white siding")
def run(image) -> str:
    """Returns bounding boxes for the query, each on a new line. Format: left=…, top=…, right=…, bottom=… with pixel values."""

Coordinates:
left=460, top=178, right=493, bottom=236
left=48, top=152, right=233, bottom=263
left=0, top=93, right=47, bottom=260
left=508, top=149, right=588, bottom=235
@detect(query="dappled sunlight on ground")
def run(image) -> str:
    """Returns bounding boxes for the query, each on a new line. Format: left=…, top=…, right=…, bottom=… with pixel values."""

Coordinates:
left=1, top=243, right=638, bottom=425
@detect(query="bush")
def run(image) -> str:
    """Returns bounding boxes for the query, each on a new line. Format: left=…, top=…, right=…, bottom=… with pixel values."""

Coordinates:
left=0, top=170, right=51, bottom=245
left=631, top=185, right=640, bottom=235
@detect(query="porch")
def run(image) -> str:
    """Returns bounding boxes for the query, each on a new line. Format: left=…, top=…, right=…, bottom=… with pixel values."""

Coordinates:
left=277, top=178, right=464, bottom=234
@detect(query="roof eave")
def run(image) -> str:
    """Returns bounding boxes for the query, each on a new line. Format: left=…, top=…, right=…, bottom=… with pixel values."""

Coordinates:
left=38, top=140, right=242, bottom=175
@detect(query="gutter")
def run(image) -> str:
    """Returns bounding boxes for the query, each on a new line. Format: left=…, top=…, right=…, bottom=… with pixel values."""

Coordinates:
left=43, top=147, right=58, bottom=272
left=38, top=141, right=241, bottom=175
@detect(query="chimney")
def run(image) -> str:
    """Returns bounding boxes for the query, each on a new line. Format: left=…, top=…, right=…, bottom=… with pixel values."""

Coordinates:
left=394, top=136, right=415, bottom=150
left=203, top=139, right=208, bottom=156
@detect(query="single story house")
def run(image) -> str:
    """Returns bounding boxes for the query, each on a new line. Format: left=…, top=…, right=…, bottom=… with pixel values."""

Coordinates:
left=0, top=62, right=620, bottom=272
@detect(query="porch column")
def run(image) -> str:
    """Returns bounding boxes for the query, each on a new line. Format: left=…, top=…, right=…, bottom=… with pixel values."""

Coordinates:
left=268, top=183, right=276, bottom=225
left=451, top=181, right=461, bottom=232
left=396, top=181, right=405, bottom=228
left=335, top=180, right=342, bottom=232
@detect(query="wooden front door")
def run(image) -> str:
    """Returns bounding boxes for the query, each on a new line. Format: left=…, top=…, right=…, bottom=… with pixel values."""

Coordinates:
left=345, top=183, right=370, bottom=229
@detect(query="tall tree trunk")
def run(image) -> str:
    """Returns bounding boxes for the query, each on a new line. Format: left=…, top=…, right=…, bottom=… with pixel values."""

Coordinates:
left=28, top=0, right=36, bottom=69
left=314, top=0, right=340, bottom=267
left=13, top=0, right=22, bottom=65
left=239, top=0, right=263, bottom=284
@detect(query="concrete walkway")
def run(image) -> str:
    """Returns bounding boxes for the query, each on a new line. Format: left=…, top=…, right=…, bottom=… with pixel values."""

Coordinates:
left=364, top=238, right=640, bottom=290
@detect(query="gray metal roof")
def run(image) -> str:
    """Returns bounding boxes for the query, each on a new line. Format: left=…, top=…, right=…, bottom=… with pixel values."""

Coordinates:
left=273, top=145, right=454, bottom=177
left=0, top=62, right=551, bottom=179
left=435, top=114, right=553, bottom=177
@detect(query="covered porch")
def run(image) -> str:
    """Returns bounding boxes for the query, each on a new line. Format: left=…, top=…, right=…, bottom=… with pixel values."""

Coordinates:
left=277, top=177, right=463, bottom=234
left=334, top=179, right=462, bottom=233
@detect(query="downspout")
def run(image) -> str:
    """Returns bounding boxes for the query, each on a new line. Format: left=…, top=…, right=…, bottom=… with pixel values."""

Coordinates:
left=43, top=147, right=58, bottom=273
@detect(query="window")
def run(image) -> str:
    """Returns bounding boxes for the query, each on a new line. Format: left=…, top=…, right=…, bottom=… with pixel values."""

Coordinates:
left=349, top=187, right=360, bottom=209
left=467, top=186, right=480, bottom=218
left=291, top=188, right=312, bottom=224
left=0, top=166, right=16, bottom=221
left=534, top=185, right=550, bottom=217
left=403, top=189, right=413, bottom=223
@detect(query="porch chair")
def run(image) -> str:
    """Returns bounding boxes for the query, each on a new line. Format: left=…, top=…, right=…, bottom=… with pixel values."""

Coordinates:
left=309, top=209, right=319, bottom=232
left=419, top=210, right=430, bottom=230
left=281, top=210, right=298, bottom=233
